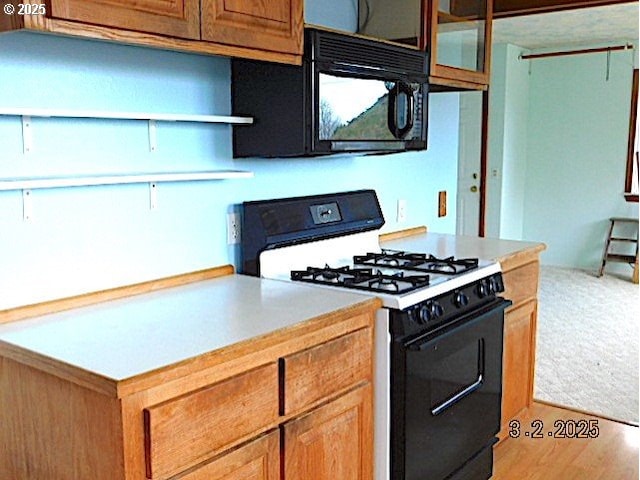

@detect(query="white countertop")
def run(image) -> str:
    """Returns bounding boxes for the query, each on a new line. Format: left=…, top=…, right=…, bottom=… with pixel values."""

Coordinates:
left=0, top=274, right=372, bottom=382
left=381, top=231, right=545, bottom=262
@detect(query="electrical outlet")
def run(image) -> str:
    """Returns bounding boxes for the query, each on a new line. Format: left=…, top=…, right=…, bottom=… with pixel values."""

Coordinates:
left=227, top=212, right=241, bottom=244
left=397, top=199, right=407, bottom=222
left=438, top=191, right=447, bottom=217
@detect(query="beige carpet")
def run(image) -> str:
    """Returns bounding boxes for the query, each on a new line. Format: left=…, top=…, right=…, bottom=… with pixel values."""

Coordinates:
left=534, top=266, right=639, bottom=424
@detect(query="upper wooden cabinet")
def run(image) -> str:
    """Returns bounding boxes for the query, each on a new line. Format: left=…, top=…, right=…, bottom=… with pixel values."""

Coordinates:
left=201, top=0, right=303, bottom=55
left=48, top=0, right=200, bottom=40
left=428, top=0, right=493, bottom=89
left=357, top=0, right=492, bottom=89
left=0, top=0, right=303, bottom=64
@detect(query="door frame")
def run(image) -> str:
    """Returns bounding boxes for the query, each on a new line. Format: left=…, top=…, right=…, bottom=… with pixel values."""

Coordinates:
left=478, top=89, right=489, bottom=237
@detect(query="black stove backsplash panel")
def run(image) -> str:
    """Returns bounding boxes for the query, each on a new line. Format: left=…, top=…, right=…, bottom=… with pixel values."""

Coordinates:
left=241, top=190, right=385, bottom=276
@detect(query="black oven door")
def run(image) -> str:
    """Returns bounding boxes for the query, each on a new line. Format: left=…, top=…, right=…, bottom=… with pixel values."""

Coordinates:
left=391, top=298, right=510, bottom=480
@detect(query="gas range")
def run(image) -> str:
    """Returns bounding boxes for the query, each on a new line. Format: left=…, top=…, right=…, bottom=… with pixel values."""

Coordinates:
left=240, top=190, right=509, bottom=480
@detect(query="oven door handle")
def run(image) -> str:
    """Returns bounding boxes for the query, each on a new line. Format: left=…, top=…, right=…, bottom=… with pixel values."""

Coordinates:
left=430, top=338, right=486, bottom=416
left=430, top=373, right=484, bottom=416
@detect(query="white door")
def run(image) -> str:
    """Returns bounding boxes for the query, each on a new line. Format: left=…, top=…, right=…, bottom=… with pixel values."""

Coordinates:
left=456, top=91, right=483, bottom=236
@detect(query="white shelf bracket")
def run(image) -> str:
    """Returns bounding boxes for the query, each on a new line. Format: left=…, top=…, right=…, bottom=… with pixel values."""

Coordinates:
left=149, top=182, right=157, bottom=210
left=22, top=189, right=33, bottom=221
left=148, top=120, right=157, bottom=152
left=22, top=116, right=33, bottom=154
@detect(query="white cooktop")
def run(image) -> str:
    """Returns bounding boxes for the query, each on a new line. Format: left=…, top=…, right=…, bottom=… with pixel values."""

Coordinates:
left=259, top=231, right=501, bottom=310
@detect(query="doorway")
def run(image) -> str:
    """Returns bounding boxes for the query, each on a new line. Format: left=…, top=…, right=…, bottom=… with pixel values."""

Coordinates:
left=456, top=91, right=484, bottom=236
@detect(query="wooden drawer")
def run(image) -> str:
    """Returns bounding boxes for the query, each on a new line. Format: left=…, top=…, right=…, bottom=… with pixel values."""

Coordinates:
left=282, top=328, right=372, bottom=416
left=175, top=430, right=280, bottom=480
left=144, top=363, right=279, bottom=479
left=502, top=260, right=540, bottom=308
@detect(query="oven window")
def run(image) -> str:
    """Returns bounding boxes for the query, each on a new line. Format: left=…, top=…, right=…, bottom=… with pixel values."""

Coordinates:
left=318, top=73, right=421, bottom=141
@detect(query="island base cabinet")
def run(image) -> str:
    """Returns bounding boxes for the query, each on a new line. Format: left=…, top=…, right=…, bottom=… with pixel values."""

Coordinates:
left=0, top=301, right=378, bottom=480
left=500, top=299, right=537, bottom=439
left=283, top=383, right=373, bottom=480
left=175, top=430, right=280, bottom=480
left=0, top=357, right=125, bottom=480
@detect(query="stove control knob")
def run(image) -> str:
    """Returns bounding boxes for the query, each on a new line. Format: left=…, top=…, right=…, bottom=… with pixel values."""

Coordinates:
left=487, top=278, right=496, bottom=294
left=418, top=304, right=433, bottom=324
left=476, top=282, right=488, bottom=298
left=454, top=291, right=469, bottom=308
left=430, top=301, right=444, bottom=318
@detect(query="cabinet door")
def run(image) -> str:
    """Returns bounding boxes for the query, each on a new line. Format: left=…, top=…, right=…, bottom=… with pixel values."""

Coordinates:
left=201, top=0, right=303, bottom=55
left=283, top=383, right=373, bottom=480
left=501, top=300, right=537, bottom=430
left=48, top=0, right=200, bottom=39
left=429, top=0, right=492, bottom=86
left=177, top=430, right=280, bottom=480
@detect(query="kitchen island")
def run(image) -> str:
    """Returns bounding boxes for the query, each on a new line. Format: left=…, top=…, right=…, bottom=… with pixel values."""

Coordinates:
left=381, top=230, right=547, bottom=440
left=0, top=271, right=379, bottom=480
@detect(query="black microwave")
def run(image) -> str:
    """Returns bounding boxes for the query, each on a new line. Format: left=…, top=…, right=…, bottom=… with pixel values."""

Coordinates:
left=231, top=28, right=429, bottom=158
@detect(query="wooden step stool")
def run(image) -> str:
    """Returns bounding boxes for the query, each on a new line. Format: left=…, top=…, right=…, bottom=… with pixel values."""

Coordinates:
left=598, top=217, right=639, bottom=283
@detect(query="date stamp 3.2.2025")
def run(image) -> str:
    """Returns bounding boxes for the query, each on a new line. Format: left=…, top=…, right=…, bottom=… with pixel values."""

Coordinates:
left=509, top=418, right=600, bottom=439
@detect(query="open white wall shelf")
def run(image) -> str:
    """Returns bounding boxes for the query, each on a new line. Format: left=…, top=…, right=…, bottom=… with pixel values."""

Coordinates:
left=0, top=107, right=253, bottom=124
left=0, top=170, right=254, bottom=191
left=0, top=107, right=254, bottom=153
left=1, top=171, right=254, bottom=221
left=0, top=108, right=255, bottom=220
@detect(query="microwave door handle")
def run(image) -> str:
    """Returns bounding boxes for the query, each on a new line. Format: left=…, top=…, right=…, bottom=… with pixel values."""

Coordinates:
left=387, top=84, right=399, bottom=138
left=387, top=82, right=414, bottom=139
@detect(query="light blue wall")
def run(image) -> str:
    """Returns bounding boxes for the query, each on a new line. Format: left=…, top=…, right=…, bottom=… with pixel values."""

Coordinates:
left=487, top=43, right=530, bottom=240
left=490, top=43, right=638, bottom=270
left=524, top=47, right=637, bottom=269
left=0, top=32, right=459, bottom=309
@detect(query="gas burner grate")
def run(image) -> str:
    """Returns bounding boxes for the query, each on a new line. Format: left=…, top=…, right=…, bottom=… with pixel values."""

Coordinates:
left=354, top=249, right=479, bottom=275
left=291, top=265, right=430, bottom=294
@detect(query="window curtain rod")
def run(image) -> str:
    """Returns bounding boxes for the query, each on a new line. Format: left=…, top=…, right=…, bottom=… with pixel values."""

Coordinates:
left=520, top=44, right=633, bottom=60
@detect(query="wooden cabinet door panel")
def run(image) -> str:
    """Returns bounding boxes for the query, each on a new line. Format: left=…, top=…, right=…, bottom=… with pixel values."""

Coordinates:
left=282, top=327, right=372, bottom=416
left=502, top=260, right=540, bottom=307
left=201, top=0, right=303, bottom=54
left=49, top=0, right=200, bottom=39
left=501, top=300, right=537, bottom=427
left=177, top=430, right=280, bottom=480
left=284, top=383, right=373, bottom=480
left=144, top=363, right=279, bottom=479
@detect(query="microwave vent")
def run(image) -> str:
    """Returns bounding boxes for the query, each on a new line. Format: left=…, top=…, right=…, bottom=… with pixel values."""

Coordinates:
left=315, top=33, right=427, bottom=75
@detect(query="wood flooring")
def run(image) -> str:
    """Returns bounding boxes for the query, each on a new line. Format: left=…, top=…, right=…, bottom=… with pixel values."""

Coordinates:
left=493, top=401, right=639, bottom=479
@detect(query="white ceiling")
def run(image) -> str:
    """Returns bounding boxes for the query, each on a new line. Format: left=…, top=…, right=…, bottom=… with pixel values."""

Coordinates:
left=492, top=2, right=639, bottom=50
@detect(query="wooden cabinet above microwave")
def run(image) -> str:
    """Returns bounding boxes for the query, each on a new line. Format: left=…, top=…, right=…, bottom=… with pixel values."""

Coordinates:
left=357, top=0, right=492, bottom=90
left=0, top=0, right=303, bottom=65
